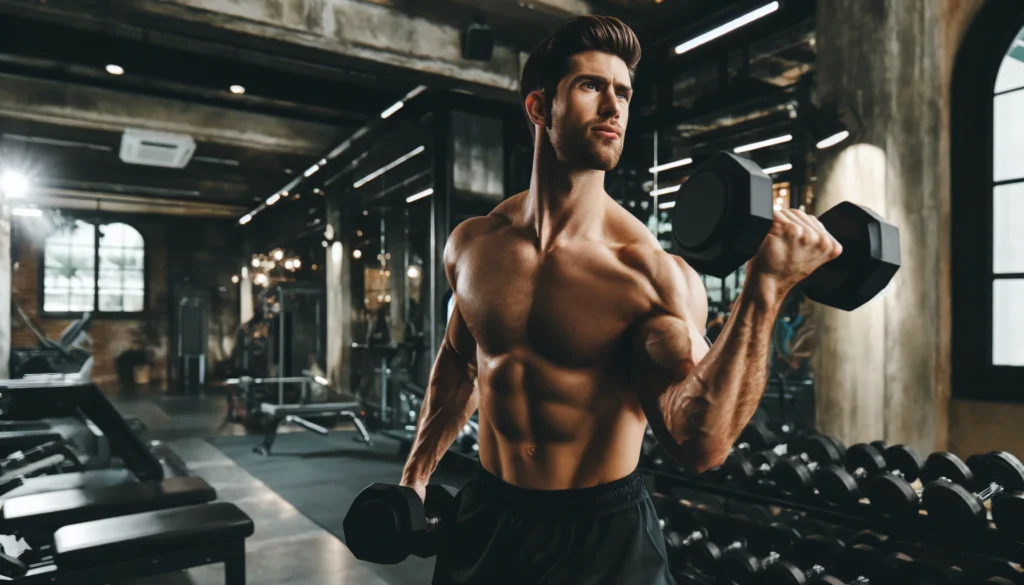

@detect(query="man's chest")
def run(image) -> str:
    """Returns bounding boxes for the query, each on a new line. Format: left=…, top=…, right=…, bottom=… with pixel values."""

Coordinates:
left=454, top=241, right=651, bottom=367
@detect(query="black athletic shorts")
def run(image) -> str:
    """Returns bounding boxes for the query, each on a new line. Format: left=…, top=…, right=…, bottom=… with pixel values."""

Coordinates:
left=431, top=463, right=676, bottom=585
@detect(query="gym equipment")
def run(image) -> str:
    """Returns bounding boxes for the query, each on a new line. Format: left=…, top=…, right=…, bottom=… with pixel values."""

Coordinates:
left=923, top=451, right=1024, bottom=533
left=769, top=436, right=847, bottom=497
left=0, top=441, right=82, bottom=476
left=862, top=451, right=973, bottom=520
left=992, top=489, right=1024, bottom=542
left=816, top=543, right=899, bottom=585
left=720, top=433, right=836, bottom=487
left=815, top=444, right=923, bottom=508
left=670, top=151, right=900, bottom=311
left=252, top=401, right=371, bottom=456
left=719, top=523, right=802, bottom=584
left=343, top=483, right=458, bottom=564
left=760, top=534, right=846, bottom=585
left=6, top=502, right=254, bottom=584
left=9, top=308, right=93, bottom=380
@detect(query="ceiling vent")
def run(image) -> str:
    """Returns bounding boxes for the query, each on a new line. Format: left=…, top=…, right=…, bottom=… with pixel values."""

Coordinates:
left=119, top=128, right=196, bottom=169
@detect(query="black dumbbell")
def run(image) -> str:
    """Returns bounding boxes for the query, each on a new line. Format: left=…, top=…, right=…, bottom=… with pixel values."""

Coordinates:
left=718, top=523, right=803, bottom=585
left=812, top=542, right=905, bottom=585
left=968, top=559, right=1024, bottom=585
left=669, top=152, right=901, bottom=310
left=342, top=483, right=458, bottom=564
left=923, top=451, right=1024, bottom=534
left=816, top=444, right=924, bottom=508
left=862, top=451, right=974, bottom=520
left=760, top=534, right=847, bottom=585
left=769, top=436, right=847, bottom=497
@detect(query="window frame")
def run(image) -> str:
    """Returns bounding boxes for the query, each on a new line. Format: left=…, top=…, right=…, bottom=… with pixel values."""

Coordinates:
left=951, top=0, right=1024, bottom=402
left=37, top=218, right=149, bottom=320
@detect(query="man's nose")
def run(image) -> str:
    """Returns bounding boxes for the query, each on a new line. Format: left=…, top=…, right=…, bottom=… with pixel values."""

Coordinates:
left=599, top=89, right=622, bottom=119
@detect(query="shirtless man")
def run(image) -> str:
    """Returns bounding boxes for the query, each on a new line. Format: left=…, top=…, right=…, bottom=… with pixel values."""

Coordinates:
left=401, top=15, right=841, bottom=585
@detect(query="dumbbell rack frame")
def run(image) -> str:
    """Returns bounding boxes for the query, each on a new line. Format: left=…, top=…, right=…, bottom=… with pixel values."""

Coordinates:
left=642, top=465, right=1024, bottom=564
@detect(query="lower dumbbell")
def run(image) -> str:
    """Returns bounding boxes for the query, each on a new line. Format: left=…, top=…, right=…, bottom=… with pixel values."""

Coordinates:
left=816, top=444, right=923, bottom=508
left=718, top=523, right=803, bottom=585
left=862, top=451, right=974, bottom=520
left=342, top=482, right=457, bottom=564
left=923, top=451, right=1024, bottom=533
left=760, top=535, right=847, bottom=585
left=769, top=436, right=846, bottom=497
left=811, top=543, right=901, bottom=585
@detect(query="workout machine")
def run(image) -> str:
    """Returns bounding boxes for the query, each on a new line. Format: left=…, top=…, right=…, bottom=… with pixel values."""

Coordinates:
left=9, top=306, right=94, bottom=380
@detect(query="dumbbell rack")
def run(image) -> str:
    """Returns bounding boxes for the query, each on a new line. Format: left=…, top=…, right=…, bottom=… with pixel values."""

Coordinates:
left=642, top=465, right=1024, bottom=563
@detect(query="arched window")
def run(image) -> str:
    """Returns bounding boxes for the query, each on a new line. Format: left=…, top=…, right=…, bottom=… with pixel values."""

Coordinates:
left=42, top=220, right=146, bottom=315
left=952, top=1, right=1024, bottom=401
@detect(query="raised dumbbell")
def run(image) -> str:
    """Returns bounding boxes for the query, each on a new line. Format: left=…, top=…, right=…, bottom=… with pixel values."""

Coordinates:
left=862, top=451, right=974, bottom=520
left=816, top=443, right=924, bottom=508
left=769, top=435, right=847, bottom=498
left=718, top=523, right=803, bottom=584
left=670, top=151, right=901, bottom=311
left=342, top=482, right=457, bottom=564
left=760, top=535, right=847, bottom=585
left=923, top=451, right=1024, bottom=534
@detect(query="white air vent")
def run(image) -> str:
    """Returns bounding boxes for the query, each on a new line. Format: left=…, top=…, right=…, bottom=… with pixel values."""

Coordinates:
left=119, top=128, right=196, bottom=169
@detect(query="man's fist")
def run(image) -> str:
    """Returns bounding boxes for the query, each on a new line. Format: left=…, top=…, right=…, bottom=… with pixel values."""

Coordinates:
left=748, top=208, right=843, bottom=292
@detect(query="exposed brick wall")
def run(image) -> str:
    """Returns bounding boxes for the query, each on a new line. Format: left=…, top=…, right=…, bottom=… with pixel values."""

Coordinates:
left=10, top=212, right=241, bottom=392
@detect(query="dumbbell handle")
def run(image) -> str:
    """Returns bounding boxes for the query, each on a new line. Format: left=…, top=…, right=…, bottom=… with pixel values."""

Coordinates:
left=976, top=482, right=1005, bottom=502
left=681, top=530, right=706, bottom=547
left=759, top=551, right=782, bottom=568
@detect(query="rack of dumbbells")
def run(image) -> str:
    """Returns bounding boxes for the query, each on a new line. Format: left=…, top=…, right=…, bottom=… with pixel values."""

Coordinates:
left=641, top=421, right=1024, bottom=584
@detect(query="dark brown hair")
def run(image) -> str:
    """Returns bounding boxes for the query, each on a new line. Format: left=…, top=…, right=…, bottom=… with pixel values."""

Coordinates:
left=520, top=15, right=641, bottom=136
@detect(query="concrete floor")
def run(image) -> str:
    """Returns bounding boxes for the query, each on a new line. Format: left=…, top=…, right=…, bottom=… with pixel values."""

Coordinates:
left=111, top=391, right=395, bottom=585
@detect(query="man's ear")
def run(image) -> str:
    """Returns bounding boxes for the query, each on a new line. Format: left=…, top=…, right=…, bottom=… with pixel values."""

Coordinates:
left=524, top=90, right=550, bottom=129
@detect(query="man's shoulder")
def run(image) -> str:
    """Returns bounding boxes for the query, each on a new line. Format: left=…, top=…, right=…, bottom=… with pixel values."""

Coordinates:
left=444, top=195, right=521, bottom=263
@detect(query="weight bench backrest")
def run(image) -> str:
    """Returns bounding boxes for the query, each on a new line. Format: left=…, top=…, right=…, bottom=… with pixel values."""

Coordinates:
left=2, top=476, right=216, bottom=533
left=53, top=502, right=254, bottom=570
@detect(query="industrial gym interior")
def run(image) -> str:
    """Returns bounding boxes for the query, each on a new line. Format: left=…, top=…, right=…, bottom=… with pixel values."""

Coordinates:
left=0, top=0, right=1021, bottom=583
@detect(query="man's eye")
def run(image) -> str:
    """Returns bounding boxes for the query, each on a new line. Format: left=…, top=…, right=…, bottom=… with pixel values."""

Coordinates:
left=582, top=81, right=598, bottom=90
left=617, top=92, right=628, bottom=100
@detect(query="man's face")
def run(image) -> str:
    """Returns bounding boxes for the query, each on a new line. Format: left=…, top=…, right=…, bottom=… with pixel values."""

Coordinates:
left=546, top=50, right=632, bottom=171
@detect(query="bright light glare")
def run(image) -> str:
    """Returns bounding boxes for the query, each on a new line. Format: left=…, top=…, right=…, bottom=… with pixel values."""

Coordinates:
left=674, top=2, right=780, bottom=55
left=0, top=171, right=29, bottom=199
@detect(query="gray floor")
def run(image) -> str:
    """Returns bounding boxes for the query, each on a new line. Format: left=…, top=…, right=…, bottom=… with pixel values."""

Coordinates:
left=111, top=392, right=397, bottom=585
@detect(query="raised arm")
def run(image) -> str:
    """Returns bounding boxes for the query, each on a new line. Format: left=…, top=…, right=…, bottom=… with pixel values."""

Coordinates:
left=400, top=227, right=480, bottom=500
left=632, top=208, right=841, bottom=473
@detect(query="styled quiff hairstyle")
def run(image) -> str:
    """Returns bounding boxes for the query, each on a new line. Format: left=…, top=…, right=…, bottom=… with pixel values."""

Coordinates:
left=519, top=15, right=641, bottom=138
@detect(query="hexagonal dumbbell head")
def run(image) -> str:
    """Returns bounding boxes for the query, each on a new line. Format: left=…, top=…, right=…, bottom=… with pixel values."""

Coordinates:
left=343, top=483, right=426, bottom=564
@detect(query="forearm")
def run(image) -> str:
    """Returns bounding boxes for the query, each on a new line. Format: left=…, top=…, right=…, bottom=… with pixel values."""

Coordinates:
left=401, top=347, right=478, bottom=486
left=661, top=277, right=784, bottom=469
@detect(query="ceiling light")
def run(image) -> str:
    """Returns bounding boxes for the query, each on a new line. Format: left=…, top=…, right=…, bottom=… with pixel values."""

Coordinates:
left=266, top=193, right=281, bottom=206
left=0, top=171, right=29, bottom=199
left=229, top=85, right=246, bottom=95
left=734, top=134, right=793, bottom=154
left=651, top=185, right=682, bottom=197
left=303, top=164, right=320, bottom=178
left=231, top=275, right=240, bottom=284
left=380, top=101, right=404, bottom=119
left=354, top=146, right=425, bottom=188
left=406, top=187, right=434, bottom=203
left=674, top=1, right=780, bottom=55
left=273, top=249, right=284, bottom=261
left=658, top=201, right=677, bottom=210
left=105, top=64, right=125, bottom=75
left=762, top=163, right=793, bottom=175
left=239, top=214, right=252, bottom=225
left=408, top=266, right=420, bottom=279
left=11, top=207, right=41, bottom=217
left=649, top=158, right=693, bottom=174
left=353, top=249, right=362, bottom=259
left=816, top=130, right=850, bottom=150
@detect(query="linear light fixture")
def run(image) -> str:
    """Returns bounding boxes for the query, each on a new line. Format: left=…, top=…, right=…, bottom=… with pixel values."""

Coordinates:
left=659, top=201, right=677, bottom=210
left=734, top=134, right=792, bottom=154
left=649, top=157, right=693, bottom=174
left=762, top=163, right=793, bottom=175
left=406, top=188, right=434, bottom=203
left=354, top=146, right=426, bottom=188
left=651, top=185, right=682, bottom=197
left=675, top=1, right=780, bottom=55
left=816, top=130, right=850, bottom=150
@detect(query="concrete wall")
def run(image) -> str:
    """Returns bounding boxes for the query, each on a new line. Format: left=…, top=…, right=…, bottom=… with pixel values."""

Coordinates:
left=10, top=212, right=241, bottom=393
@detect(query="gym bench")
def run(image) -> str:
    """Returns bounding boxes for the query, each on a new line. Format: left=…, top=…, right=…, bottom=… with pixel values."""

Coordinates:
left=2, top=476, right=216, bottom=536
left=254, top=401, right=372, bottom=456
left=10, top=502, right=253, bottom=584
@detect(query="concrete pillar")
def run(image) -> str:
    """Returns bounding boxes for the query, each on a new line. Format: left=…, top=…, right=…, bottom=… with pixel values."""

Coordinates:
left=0, top=214, right=10, bottom=379
left=239, top=267, right=253, bottom=324
left=386, top=210, right=408, bottom=343
left=812, top=0, right=953, bottom=454
left=325, top=191, right=351, bottom=394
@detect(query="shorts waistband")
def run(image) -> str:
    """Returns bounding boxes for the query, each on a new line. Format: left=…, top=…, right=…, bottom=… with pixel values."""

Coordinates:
left=469, top=463, right=648, bottom=515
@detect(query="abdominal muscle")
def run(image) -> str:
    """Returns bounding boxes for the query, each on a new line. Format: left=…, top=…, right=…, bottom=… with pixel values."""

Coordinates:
left=474, top=348, right=648, bottom=490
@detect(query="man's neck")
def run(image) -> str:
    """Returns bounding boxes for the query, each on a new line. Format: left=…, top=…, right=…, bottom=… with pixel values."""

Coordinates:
left=524, top=137, right=607, bottom=252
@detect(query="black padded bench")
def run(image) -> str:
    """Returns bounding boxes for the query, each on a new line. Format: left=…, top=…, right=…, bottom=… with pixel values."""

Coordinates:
left=2, top=476, right=216, bottom=535
left=13, top=502, right=253, bottom=584
left=2, top=469, right=135, bottom=499
left=254, top=401, right=371, bottom=455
